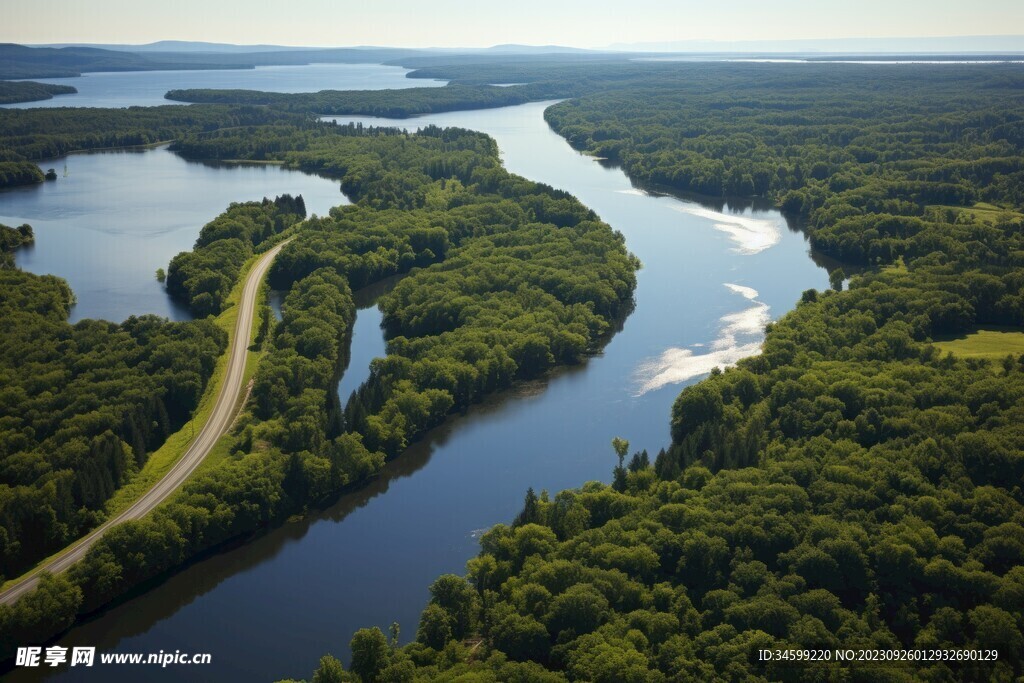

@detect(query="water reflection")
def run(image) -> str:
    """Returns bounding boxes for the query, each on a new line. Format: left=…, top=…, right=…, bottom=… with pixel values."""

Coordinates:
left=0, top=146, right=346, bottom=322
left=634, top=283, right=769, bottom=395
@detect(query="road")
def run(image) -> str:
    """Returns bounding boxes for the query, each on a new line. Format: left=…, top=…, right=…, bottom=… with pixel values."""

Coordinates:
left=0, top=240, right=289, bottom=606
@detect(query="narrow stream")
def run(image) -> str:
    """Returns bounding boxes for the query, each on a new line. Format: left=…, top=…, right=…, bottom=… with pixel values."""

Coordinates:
left=12, top=100, right=830, bottom=683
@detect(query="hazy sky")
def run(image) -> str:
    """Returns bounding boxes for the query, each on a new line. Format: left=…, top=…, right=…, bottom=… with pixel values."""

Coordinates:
left=6, top=0, right=1024, bottom=48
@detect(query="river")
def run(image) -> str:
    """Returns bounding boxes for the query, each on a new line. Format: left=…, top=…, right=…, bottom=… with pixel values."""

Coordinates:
left=6, top=95, right=828, bottom=681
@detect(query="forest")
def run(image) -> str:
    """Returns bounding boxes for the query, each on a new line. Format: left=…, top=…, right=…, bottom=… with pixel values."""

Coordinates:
left=171, top=121, right=635, bottom=460
left=166, top=194, right=306, bottom=316
left=0, top=196, right=312, bottom=586
left=0, top=256, right=226, bottom=579
left=264, top=64, right=1023, bottom=681
left=0, top=80, right=77, bottom=105
left=1, top=60, right=1022, bottom=680
left=165, top=82, right=576, bottom=117
left=0, top=222, right=34, bottom=269
left=0, top=112, right=637, bottom=658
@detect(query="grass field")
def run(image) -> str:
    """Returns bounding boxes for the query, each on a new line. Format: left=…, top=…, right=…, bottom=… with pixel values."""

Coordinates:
left=933, top=326, right=1024, bottom=360
left=930, top=202, right=1024, bottom=226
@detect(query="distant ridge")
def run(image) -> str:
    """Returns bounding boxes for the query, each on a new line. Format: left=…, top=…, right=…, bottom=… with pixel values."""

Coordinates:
left=33, top=40, right=326, bottom=53
left=33, top=41, right=597, bottom=55
left=0, top=43, right=432, bottom=79
left=0, top=43, right=252, bottom=79
left=483, top=44, right=594, bottom=54
left=608, top=34, right=1024, bottom=53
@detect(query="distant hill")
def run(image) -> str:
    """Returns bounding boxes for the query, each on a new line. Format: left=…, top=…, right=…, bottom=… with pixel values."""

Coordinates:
left=35, top=41, right=596, bottom=55
left=0, top=43, right=451, bottom=79
left=609, top=34, right=1024, bottom=53
left=138, top=47, right=431, bottom=67
left=0, top=43, right=252, bottom=78
left=1, top=42, right=610, bottom=80
left=34, top=40, right=325, bottom=53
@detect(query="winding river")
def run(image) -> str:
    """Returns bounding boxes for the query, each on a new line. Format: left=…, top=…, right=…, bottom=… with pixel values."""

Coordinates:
left=3, top=79, right=829, bottom=682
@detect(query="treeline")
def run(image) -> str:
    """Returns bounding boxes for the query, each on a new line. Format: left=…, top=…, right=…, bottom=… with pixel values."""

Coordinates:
left=0, top=104, right=308, bottom=188
left=402, top=57, right=655, bottom=88
left=0, top=265, right=226, bottom=579
left=0, top=80, right=76, bottom=105
left=166, top=195, right=306, bottom=316
left=0, top=222, right=33, bottom=269
left=164, top=82, right=577, bottom=117
left=0, top=160, right=43, bottom=188
left=0, top=43, right=444, bottom=80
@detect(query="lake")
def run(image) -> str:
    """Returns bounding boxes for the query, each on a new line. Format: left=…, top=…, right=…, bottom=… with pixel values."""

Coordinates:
left=6, top=94, right=828, bottom=682
left=0, top=148, right=347, bottom=322
left=2, top=63, right=446, bottom=109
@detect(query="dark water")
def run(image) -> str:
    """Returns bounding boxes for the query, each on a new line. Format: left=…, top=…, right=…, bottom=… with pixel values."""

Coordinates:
left=0, top=148, right=346, bottom=322
left=13, top=101, right=829, bottom=682
left=338, top=306, right=385, bottom=403
left=336, top=277, right=403, bottom=405
left=272, top=277, right=393, bottom=405
left=2, top=63, right=446, bottom=109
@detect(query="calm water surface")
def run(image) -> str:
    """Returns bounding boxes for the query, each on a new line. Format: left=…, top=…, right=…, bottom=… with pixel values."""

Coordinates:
left=0, top=148, right=346, bottom=322
left=3, top=63, right=446, bottom=109
left=12, top=100, right=829, bottom=682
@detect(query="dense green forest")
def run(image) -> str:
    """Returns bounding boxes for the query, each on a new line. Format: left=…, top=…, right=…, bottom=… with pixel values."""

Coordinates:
left=266, top=64, right=1024, bottom=681
left=0, top=261, right=226, bottom=579
left=0, top=159, right=44, bottom=188
left=0, top=115, right=637, bottom=658
left=0, top=222, right=33, bottom=269
left=166, top=194, right=306, bottom=316
left=2, top=61, right=1023, bottom=680
left=0, top=81, right=76, bottom=105
left=170, top=121, right=635, bottom=459
left=303, top=239, right=1019, bottom=680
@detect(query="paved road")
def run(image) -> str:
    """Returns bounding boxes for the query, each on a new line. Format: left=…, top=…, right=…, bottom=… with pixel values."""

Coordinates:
left=0, top=241, right=289, bottom=605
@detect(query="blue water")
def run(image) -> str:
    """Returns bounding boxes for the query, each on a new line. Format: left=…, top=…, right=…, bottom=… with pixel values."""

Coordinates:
left=0, top=148, right=347, bottom=322
left=3, top=63, right=446, bottom=109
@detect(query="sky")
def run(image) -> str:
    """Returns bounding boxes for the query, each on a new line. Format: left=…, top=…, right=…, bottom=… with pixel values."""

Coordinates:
left=5, top=0, right=1024, bottom=49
